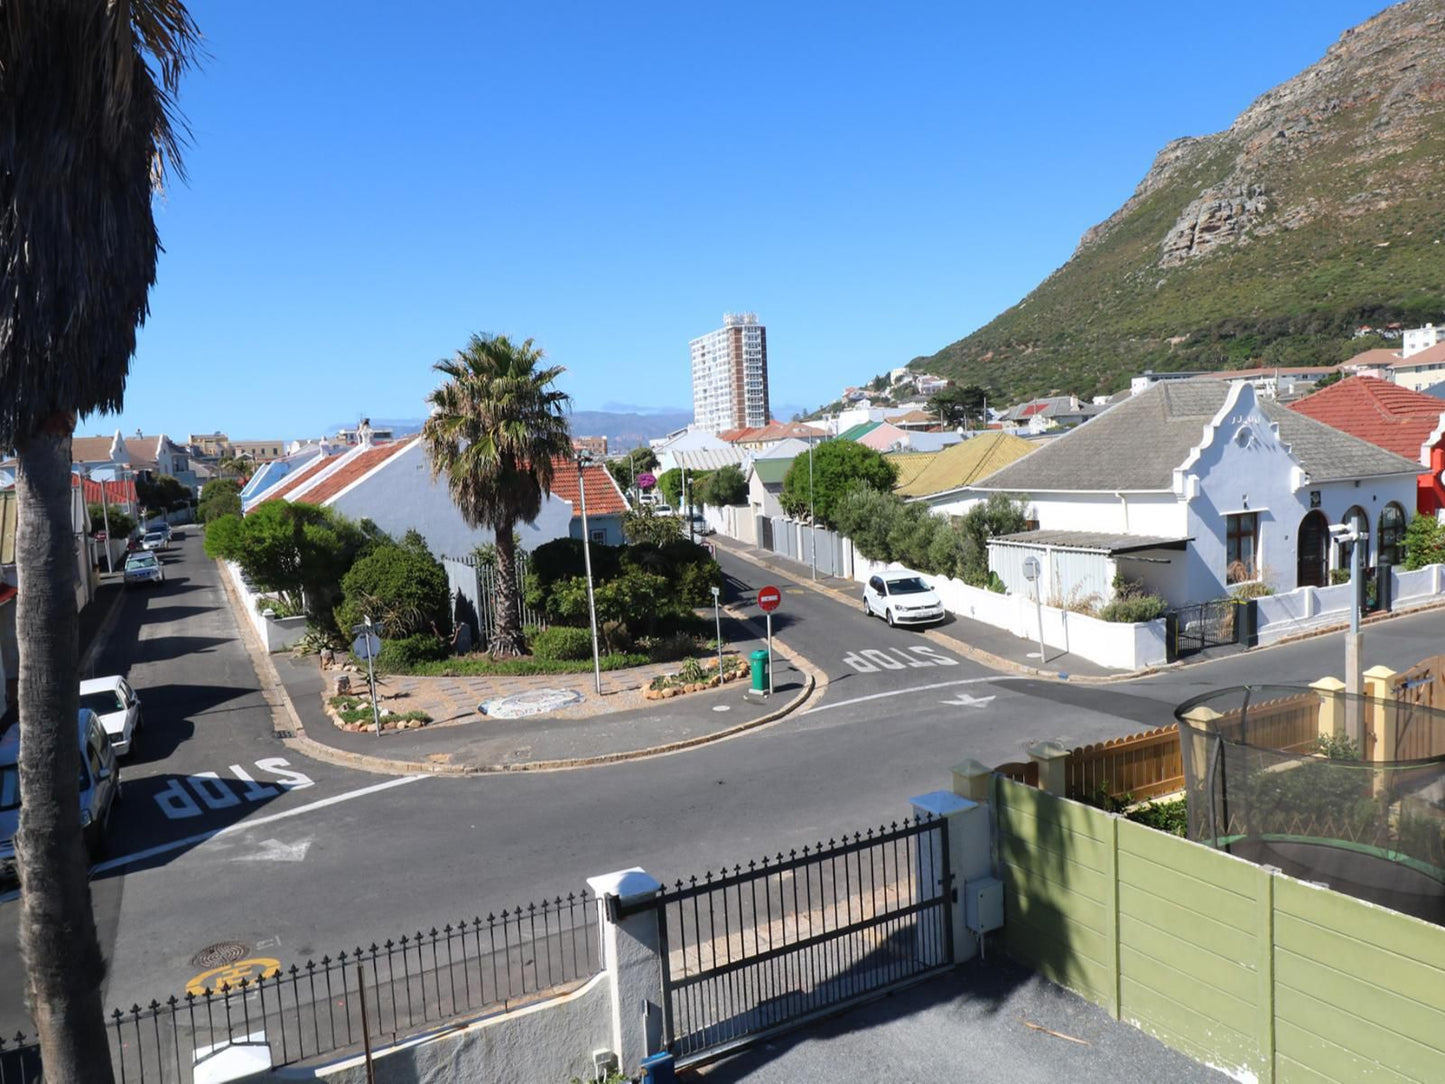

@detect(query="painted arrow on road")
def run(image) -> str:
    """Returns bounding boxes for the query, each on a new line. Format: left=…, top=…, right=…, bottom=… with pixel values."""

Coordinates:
left=939, top=693, right=996, bottom=708
left=234, top=837, right=312, bottom=863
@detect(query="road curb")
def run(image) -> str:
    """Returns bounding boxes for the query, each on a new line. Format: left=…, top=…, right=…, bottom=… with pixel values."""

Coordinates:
left=217, top=554, right=823, bottom=776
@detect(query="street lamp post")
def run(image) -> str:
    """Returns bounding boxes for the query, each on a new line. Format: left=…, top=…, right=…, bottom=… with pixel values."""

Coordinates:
left=808, top=439, right=816, bottom=579
left=1330, top=517, right=1366, bottom=744
left=88, top=468, right=115, bottom=574
left=711, top=585, right=723, bottom=680
left=577, top=455, right=603, bottom=696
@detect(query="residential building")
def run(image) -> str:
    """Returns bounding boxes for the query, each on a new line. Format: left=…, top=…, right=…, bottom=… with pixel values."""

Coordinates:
left=1289, top=375, right=1445, bottom=517
left=1130, top=365, right=1343, bottom=399
left=1403, top=323, right=1445, bottom=357
left=238, top=443, right=328, bottom=506
left=915, top=375, right=948, bottom=396
left=229, top=440, right=288, bottom=462
left=716, top=421, right=826, bottom=454
left=747, top=456, right=793, bottom=520
left=690, top=312, right=769, bottom=432
left=1388, top=342, right=1445, bottom=392
left=651, top=425, right=733, bottom=475
left=999, top=396, right=1108, bottom=434
left=188, top=432, right=231, bottom=457
left=885, top=410, right=938, bottom=432
left=546, top=459, right=631, bottom=545
left=971, top=380, right=1421, bottom=607
left=886, top=432, right=1038, bottom=516
left=334, top=420, right=395, bottom=447
left=572, top=436, right=609, bottom=460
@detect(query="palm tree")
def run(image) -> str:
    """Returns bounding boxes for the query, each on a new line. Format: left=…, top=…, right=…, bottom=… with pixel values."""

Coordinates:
left=423, top=334, right=572, bottom=656
left=1, top=2, right=200, bottom=1076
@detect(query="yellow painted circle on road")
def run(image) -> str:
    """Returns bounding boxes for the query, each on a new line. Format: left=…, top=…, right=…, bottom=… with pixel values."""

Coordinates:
left=186, top=957, right=281, bottom=995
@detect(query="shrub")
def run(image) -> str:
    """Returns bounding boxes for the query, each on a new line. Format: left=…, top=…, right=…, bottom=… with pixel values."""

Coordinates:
left=1405, top=513, right=1445, bottom=570
left=89, top=503, right=138, bottom=539
left=1098, top=594, right=1167, bottom=623
left=531, top=625, right=595, bottom=661
left=408, top=653, right=648, bottom=677
left=644, top=632, right=696, bottom=663
left=337, top=540, right=451, bottom=639
left=1230, top=580, right=1273, bottom=600
left=377, top=634, right=449, bottom=671
left=622, top=506, right=682, bottom=546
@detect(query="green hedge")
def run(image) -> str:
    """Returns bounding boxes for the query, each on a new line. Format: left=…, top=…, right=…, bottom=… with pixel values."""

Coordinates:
left=406, top=653, right=650, bottom=677
left=376, top=634, right=449, bottom=670
left=531, top=625, right=595, bottom=661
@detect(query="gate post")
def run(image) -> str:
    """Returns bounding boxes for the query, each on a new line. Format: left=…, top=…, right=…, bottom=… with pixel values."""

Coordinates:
left=910, top=791, right=991, bottom=964
left=586, top=868, right=667, bottom=1076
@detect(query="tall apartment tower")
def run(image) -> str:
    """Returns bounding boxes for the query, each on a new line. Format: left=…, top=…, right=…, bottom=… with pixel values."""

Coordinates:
left=690, top=312, right=770, bottom=432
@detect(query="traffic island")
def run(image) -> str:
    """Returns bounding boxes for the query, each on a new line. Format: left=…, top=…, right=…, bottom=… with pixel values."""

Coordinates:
left=642, top=654, right=750, bottom=699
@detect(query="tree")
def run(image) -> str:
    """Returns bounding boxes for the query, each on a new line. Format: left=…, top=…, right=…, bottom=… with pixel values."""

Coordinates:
left=1311, top=371, right=1343, bottom=391
left=780, top=442, right=897, bottom=528
left=605, top=446, right=659, bottom=492
left=87, top=503, right=137, bottom=542
left=622, top=505, right=683, bottom=546
left=1404, top=513, right=1445, bottom=571
left=337, top=537, right=451, bottom=639
left=204, top=503, right=379, bottom=629
left=421, top=334, right=572, bottom=656
left=929, top=384, right=988, bottom=427
left=197, top=478, right=242, bottom=523
left=135, top=472, right=189, bottom=510
left=696, top=464, right=747, bottom=507
left=956, top=495, right=1030, bottom=585
left=656, top=467, right=683, bottom=509
left=0, top=2, right=201, bottom=1075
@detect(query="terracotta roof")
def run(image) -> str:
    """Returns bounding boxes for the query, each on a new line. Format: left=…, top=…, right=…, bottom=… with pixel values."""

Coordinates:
left=717, top=422, right=826, bottom=444
left=254, top=452, right=345, bottom=506
left=71, top=475, right=138, bottom=506
left=1289, top=375, right=1445, bottom=464
left=294, top=440, right=414, bottom=506
left=885, top=410, right=936, bottom=425
left=1395, top=342, right=1445, bottom=368
left=548, top=458, right=629, bottom=518
left=1345, top=348, right=1403, bottom=369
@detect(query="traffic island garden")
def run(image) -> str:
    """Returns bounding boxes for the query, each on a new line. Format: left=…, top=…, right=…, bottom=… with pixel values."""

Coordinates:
left=644, top=654, right=751, bottom=699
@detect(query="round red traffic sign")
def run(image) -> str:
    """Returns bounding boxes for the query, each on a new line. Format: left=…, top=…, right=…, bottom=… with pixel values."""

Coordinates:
left=757, top=585, right=782, bottom=612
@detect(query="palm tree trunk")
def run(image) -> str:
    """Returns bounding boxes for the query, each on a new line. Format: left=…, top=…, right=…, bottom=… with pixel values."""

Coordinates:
left=15, top=429, right=115, bottom=1082
left=490, top=518, right=525, bottom=657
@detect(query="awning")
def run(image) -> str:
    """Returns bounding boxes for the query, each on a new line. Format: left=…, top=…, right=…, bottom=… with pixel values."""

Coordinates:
left=991, top=529, right=1192, bottom=556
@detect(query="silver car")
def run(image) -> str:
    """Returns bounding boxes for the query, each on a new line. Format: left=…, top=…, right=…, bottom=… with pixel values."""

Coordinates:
left=123, top=551, right=165, bottom=587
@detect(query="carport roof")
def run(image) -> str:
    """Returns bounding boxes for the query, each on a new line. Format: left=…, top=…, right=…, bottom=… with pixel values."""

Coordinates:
left=990, top=529, right=1192, bottom=555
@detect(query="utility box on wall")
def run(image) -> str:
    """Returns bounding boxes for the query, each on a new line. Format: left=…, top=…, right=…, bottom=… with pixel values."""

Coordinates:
left=965, top=876, right=1004, bottom=935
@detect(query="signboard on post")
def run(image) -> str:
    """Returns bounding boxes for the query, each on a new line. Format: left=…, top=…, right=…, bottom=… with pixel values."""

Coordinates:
left=758, top=585, right=781, bottom=695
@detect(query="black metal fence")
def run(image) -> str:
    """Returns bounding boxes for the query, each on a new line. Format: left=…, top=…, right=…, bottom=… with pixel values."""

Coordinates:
left=636, top=816, right=953, bottom=1062
left=1167, top=598, right=1241, bottom=658
left=0, top=892, right=599, bottom=1083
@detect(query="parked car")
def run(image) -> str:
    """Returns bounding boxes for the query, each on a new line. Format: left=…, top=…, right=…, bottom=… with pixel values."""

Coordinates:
left=79, top=675, right=143, bottom=756
left=141, top=530, right=168, bottom=552
left=686, top=513, right=713, bottom=537
left=0, top=709, right=121, bottom=880
left=123, top=551, right=165, bottom=587
left=863, top=571, right=946, bottom=627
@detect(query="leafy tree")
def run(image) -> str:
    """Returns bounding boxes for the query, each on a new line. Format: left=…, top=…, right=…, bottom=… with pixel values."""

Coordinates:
left=204, top=503, right=380, bottom=629
left=1404, top=513, right=1445, bottom=570
left=1311, top=371, right=1343, bottom=391
left=422, top=334, right=573, bottom=656
left=87, top=503, right=137, bottom=541
left=656, top=467, right=683, bottom=509
left=0, top=1, right=201, bottom=1073
left=696, top=464, right=747, bottom=507
left=606, top=446, right=659, bottom=492
left=197, top=478, right=242, bottom=523
left=957, top=495, right=1030, bottom=585
left=929, top=384, right=988, bottom=427
left=780, top=441, right=897, bottom=528
left=833, top=485, right=899, bottom=561
left=622, top=505, right=683, bottom=545
left=136, top=472, right=190, bottom=510
left=337, top=538, right=451, bottom=639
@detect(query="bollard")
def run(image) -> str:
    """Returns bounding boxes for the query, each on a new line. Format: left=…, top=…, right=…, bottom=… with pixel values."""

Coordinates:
left=641, top=1051, right=677, bottom=1084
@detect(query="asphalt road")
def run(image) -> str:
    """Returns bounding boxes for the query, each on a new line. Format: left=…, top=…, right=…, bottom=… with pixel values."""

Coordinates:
left=4, top=538, right=1445, bottom=1042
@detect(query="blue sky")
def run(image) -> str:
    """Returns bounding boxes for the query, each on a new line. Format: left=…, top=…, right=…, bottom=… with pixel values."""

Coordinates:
left=95, top=0, right=1392, bottom=441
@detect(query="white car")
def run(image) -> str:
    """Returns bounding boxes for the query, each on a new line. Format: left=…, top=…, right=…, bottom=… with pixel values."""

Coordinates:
left=863, top=571, right=946, bottom=627
left=79, top=676, right=144, bottom=756
left=123, top=551, right=164, bottom=586
left=141, top=530, right=168, bottom=552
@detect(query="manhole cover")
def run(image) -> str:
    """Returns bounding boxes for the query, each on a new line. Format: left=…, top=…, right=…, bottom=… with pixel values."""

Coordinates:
left=191, top=942, right=249, bottom=969
left=478, top=688, right=586, bottom=719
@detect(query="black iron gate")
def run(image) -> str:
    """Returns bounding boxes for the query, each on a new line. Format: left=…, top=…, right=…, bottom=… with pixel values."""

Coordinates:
left=638, top=816, right=953, bottom=1063
left=1168, top=598, right=1240, bottom=658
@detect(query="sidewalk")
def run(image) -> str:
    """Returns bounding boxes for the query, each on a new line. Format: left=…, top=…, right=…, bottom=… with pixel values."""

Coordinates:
left=713, top=536, right=1120, bottom=680
left=275, top=645, right=813, bottom=773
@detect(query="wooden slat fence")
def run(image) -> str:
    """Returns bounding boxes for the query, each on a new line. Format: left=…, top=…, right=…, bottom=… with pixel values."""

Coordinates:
left=1389, top=654, right=1445, bottom=761
left=1210, top=691, right=1321, bottom=755
left=1063, top=725, right=1182, bottom=802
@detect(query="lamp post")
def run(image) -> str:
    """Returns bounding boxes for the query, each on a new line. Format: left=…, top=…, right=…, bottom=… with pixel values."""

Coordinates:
left=1330, top=516, right=1366, bottom=744
left=87, top=467, right=115, bottom=574
left=808, top=439, right=816, bottom=579
left=577, top=454, right=603, bottom=695
left=711, top=585, right=723, bottom=680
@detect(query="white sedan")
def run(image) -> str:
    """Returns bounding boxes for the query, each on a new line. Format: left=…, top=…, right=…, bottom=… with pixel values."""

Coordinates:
left=863, top=571, right=946, bottom=627
left=79, top=676, right=144, bottom=756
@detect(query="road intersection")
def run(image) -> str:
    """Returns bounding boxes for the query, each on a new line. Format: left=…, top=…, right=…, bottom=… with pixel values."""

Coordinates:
left=3, top=535, right=1443, bottom=1034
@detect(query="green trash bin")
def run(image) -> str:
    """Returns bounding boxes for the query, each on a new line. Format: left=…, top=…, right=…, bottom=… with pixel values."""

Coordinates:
left=749, top=649, right=770, bottom=692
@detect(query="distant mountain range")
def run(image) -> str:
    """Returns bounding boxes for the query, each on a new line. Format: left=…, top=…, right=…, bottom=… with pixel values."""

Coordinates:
left=897, top=0, right=1445, bottom=405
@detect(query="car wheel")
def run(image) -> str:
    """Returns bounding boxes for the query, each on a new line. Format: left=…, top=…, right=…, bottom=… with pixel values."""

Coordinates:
left=862, top=595, right=871, bottom=615
left=886, top=609, right=896, bottom=628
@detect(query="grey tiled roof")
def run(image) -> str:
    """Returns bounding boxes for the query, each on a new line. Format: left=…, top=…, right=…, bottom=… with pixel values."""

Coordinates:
left=990, top=529, right=1190, bottom=554
left=975, top=380, right=1421, bottom=492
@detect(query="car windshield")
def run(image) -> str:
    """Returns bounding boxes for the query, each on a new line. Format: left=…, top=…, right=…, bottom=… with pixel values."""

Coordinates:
left=126, top=554, right=157, bottom=568
left=144, top=533, right=164, bottom=542
left=80, top=690, right=124, bottom=715
left=886, top=577, right=930, bottom=595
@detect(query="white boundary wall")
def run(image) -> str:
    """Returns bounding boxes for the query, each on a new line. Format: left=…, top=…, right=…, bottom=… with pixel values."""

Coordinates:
left=1255, top=563, right=1445, bottom=646
left=223, top=560, right=309, bottom=652
left=853, top=556, right=1168, bottom=671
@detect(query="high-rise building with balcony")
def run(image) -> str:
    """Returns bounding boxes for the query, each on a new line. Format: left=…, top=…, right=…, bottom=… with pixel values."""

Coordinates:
left=690, top=313, right=770, bottom=432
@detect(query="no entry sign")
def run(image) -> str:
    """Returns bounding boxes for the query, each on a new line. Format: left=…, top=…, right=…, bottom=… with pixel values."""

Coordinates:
left=758, top=585, right=782, bottom=612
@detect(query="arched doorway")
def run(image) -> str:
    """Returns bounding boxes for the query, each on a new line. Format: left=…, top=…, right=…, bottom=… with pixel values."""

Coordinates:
left=1379, top=502, right=1407, bottom=567
left=1297, top=511, right=1329, bottom=588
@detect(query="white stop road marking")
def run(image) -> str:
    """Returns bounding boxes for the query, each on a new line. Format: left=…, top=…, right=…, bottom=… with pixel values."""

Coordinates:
left=842, top=646, right=959, bottom=673
left=153, top=759, right=315, bottom=820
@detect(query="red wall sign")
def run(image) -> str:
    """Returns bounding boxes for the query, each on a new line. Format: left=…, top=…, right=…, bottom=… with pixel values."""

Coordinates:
left=757, top=585, right=782, bottom=612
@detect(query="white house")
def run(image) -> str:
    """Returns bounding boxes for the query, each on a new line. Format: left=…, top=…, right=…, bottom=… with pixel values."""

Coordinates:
left=972, top=380, right=1422, bottom=607
left=651, top=425, right=733, bottom=475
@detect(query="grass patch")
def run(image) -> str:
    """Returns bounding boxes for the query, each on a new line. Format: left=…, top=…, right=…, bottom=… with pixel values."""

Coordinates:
left=404, top=653, right=650, bottom=677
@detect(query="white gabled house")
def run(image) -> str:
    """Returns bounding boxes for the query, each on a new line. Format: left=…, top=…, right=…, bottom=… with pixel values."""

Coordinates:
left=972, top=380, right=1422, bottom=607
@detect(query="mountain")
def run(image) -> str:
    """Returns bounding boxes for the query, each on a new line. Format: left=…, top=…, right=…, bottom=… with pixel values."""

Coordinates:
left=913, top=0, right=1445, bottom=403
left=567, top=409, right=694, bottom=449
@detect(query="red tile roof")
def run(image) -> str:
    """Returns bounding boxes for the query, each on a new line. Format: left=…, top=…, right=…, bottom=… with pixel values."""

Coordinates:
left=254, top=452, right=345, bottom=506
left=717, top=421, right=825, bottom=444
left=1289, top=375, right=1445, bottom=462
left=547, top=458, right=628, bottom=517
left=71, top=475, right=138, bottom=506
left=294, top=440, right=414, bottom=506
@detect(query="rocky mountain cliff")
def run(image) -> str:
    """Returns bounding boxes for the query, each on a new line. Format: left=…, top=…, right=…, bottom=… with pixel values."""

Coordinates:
left=913, top=0, right=1445, bottom=401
